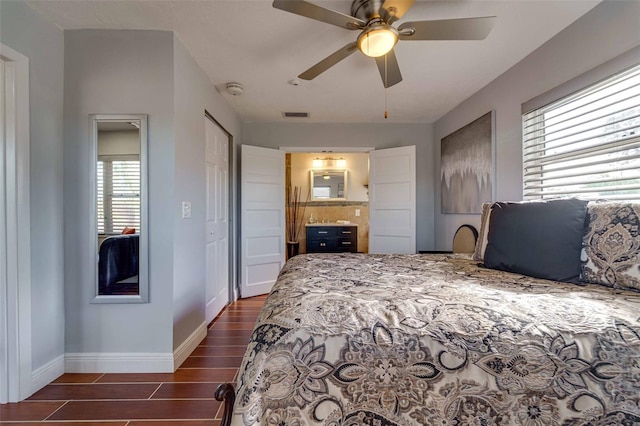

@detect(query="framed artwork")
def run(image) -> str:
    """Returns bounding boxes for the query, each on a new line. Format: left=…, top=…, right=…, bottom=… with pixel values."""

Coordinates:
left=441, top=111, right=494, bottom=214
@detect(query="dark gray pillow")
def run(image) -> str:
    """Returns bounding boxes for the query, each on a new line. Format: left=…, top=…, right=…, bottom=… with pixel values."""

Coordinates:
left=483, top=198, right=589, bottom=282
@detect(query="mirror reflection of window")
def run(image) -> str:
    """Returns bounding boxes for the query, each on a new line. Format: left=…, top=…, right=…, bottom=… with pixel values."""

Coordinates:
left=313, top=186, right=332, bottom=199
left=97, top=157, right=140, bottom=235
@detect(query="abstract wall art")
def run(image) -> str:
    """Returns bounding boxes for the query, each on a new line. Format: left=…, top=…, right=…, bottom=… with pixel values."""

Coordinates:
left=441, top=111, right=494, bottom=214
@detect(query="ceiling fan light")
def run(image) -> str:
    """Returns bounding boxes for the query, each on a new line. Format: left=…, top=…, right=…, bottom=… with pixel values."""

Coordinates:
left=357, top=25, right=398, bottom=58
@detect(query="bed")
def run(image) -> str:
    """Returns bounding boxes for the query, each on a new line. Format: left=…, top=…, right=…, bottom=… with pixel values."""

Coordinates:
left=98, top=234, right=139, bottom=295
left=213, top=199, right=640, bottom=425
left=223, top=252, right=640, bottom=425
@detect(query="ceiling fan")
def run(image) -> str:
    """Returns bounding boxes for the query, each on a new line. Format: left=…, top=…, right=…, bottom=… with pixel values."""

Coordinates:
left=273, top=0, right=496, bottom=88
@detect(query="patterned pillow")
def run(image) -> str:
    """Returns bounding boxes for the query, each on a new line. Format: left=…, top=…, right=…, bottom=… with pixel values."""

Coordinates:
left=473, top=202, right=493, bottom=262
left=582, top=202, right=640, bottom=291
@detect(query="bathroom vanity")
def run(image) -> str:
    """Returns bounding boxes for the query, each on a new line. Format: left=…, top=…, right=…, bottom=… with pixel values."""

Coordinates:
left=306, top=223, right=358, bottom=253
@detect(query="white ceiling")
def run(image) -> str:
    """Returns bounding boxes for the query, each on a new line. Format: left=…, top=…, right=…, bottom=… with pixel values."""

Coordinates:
left=27, top=0, right=600, bottom=123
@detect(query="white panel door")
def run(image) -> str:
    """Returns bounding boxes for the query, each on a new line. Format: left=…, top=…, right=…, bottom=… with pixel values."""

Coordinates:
left=369, top=146, right=416, bottom=254
left=205, top=117, right=229, bottom=323
left=240, top=145, right=285, bottom=298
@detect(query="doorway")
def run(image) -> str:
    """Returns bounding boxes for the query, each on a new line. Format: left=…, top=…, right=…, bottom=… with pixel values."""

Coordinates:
left=1, top=44, right=32, bottom=403
left=287, top=151, right=371, bottom=255
left=239, top=144, right=416, bottom=298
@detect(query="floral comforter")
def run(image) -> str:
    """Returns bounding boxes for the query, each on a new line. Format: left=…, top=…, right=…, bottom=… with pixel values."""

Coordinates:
left=232, top=253, right=640, bottom=425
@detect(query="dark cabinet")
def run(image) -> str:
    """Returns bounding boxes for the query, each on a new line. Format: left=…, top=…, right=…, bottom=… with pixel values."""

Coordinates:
left=306, top=225, right=357, bottom=253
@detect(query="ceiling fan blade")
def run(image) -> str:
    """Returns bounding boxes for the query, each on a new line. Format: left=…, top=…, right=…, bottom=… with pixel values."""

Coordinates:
left=375, top=49, right=402, bottom=88
left=399, top=17, right=496, bottom=40
left=299, top=42, right=358, bottom=80
left=380, top=0, right=415, bottom=24
left=273, top=0, right=366, bottom=30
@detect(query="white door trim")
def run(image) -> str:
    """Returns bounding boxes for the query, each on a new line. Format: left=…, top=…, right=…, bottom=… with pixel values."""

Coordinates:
left=279, top=146, right=375, bottom=153
left=0, top=43, right=32, bottom=403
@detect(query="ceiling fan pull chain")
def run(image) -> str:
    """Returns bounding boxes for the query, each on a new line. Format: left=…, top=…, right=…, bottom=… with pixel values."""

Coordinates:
left=384, top=54, right=389, bottom=119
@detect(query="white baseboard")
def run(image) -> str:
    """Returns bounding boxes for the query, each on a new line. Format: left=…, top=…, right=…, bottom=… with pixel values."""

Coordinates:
left=32, top=355, right=64, bottom=394
left=65, top=352, right=174, bottom=373
left=173, top=321, right=207, bottom=370
left=63, top=322, right=207, bottom=374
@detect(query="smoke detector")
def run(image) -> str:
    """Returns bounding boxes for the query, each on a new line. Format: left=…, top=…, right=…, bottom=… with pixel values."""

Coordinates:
left=226, top=82, right=244, bottom=96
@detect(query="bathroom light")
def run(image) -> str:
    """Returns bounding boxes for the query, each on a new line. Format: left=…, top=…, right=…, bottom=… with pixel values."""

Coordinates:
left=323, top=174, right=331, bottom=180
left=357, top=24, right=399, bottom=58
left=312, top=157, right=347, bottom=169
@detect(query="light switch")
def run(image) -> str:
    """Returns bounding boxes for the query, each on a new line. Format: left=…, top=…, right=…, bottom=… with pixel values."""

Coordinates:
left=355, top=209, right=361, bottom=217
left=182, top=201, right=192, bottom=219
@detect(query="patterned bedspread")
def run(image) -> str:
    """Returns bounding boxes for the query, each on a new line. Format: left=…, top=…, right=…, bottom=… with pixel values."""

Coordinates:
left=232, top=253, right=640, bottom=425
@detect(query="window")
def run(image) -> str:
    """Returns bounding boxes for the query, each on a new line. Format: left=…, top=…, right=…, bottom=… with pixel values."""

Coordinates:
left=97, top=155, right=140, bottom=234
left=313, top=186, right=331, bottom=199
left=523, top=63, right=640, bottom=201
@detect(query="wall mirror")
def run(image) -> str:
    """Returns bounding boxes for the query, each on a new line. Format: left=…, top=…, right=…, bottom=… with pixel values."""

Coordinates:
left=90, top=114, right=148, bottom=303
left=310, top=170, right=348, bottom=200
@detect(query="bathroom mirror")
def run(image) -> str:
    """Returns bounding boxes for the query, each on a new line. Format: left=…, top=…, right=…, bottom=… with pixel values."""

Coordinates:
left=310, top=170, right=348, bottom=200
left=90, top=114, right=148, bottom=303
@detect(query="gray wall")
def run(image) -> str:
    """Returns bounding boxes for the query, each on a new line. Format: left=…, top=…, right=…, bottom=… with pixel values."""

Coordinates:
left=242, top=123, right=435, bottom=251
left=0, top=1, right=65, bottom=374
left=63, top=30, right=242, bottom=358
left=172, top=36, right=242, bottom=349
left=433, top=1, right=640, bottom=250
left=64, top=30, right=175, bottom=353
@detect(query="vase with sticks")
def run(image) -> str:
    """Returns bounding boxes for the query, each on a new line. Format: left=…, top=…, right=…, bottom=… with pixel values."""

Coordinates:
left=286, top=183, right=309, bottom=259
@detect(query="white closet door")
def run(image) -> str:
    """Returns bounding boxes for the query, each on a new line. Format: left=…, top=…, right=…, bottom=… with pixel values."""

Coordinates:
left=369, top=146, right=416, bottom=254
left=205, top=117, right=229, bottom=323
left=240, top=145, right=285, bottom=298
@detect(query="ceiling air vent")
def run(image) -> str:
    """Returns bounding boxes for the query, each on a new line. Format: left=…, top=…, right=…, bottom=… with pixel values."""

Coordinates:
left=282, top=112, right=310, bottom=118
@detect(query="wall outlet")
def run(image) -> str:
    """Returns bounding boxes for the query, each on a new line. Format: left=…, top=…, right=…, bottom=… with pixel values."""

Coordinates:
left=355, top=209, right=361, bottom=217
left=182, top=201, right=192, bottom=219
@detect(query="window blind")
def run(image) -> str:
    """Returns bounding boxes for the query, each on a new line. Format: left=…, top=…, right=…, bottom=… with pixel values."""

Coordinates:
left=110, top=160, right=140, bottom=232
left=97, top=158, right=140, bottom=234
left=522, top=63, right=640, bottom=201
left=97, top=161, right=105, bottom=234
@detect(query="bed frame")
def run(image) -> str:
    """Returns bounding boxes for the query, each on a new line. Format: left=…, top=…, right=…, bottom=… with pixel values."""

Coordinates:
left=215, top=383, right=235, bottom=426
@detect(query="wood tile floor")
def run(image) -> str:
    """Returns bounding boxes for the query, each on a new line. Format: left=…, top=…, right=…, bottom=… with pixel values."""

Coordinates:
left=0, top=295, right=266, bottom=425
